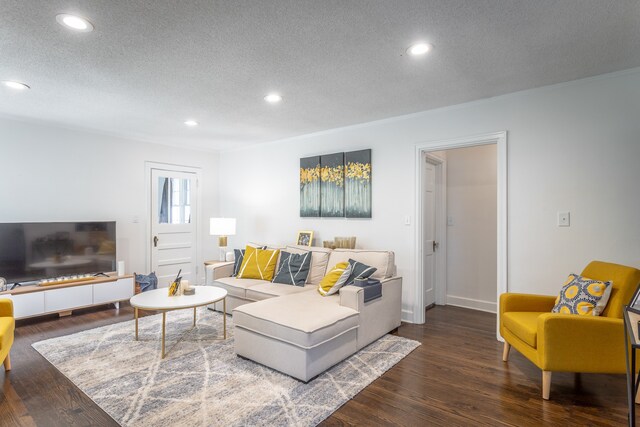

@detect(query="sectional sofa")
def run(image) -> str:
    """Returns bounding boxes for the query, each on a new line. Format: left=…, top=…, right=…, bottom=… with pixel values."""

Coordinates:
left=205, top=245, right=402, bottom=381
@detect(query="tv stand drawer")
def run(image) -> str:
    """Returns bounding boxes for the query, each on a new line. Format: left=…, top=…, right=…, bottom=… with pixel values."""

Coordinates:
left=93, top=278, right=134, bottom=304
left=45, top=286, right=93, bottom=312
left=6, top=292, right=45, bottom=319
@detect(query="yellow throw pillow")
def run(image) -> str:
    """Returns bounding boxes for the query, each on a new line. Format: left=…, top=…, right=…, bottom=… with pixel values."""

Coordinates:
left=551, top=273, right=613, bottom=316
left=318, top=262, right=352, bottom=296
left=237, top=245, right=280, bottom=281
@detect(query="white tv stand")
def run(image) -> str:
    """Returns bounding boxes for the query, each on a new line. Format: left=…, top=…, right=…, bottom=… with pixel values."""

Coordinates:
left=0, top=274, right=134, bottom=320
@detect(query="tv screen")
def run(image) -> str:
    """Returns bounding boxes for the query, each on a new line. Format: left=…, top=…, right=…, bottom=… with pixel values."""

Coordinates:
left=0, top=221, right=116, bottom=285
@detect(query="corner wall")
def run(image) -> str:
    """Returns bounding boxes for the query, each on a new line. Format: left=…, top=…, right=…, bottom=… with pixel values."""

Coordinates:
left=219, top=68, right=640, bottom=323
left=0, top=118, right=220, bottom=282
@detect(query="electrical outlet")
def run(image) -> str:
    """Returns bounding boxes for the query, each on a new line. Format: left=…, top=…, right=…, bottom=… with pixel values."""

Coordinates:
left=557, top=211, right=570, bottom=227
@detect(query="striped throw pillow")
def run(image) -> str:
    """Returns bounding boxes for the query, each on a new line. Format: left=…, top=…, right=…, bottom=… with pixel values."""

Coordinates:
left=237, top=246, right=280, bottom=281
left=345, top=259, right=377, bottom=286
left=272, top=251, right=312, bottom=286
left=318, top=262, right=352, bottom=296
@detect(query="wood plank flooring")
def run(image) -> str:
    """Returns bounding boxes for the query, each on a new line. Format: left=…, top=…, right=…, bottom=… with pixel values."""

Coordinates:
left=0, top=304, right=633, bottom=426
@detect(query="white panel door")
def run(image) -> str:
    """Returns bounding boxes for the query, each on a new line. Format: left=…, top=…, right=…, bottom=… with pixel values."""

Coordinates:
left=151, top=169, right=197, bottom=288
left=423, top=161, right=436, bottom=309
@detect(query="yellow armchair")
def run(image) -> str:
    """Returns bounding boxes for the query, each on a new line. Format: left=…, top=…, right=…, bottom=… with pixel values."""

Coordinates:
left=0, top=298, right=14, bottom=372
left=500, top=261, right=640, bottom=399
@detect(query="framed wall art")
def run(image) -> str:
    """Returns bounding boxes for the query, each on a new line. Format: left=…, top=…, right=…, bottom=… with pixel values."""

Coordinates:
left=345, top=149, right=372, bottom=218
left=300, top=156, right=321, bottom=217
left=320, top=152, right=345, bottom=217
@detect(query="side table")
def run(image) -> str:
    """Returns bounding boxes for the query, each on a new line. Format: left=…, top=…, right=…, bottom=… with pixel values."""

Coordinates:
left=623, top=305, right=640, bottom=426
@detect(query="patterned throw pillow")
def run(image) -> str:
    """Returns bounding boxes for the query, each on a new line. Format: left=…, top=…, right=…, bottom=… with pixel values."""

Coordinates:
left=237, top=246, right=280, bottom=281
left=318, top=262, right=352, bottom=296
left=272, top=251, right=312, bottom=286
left=551, top=273, right=613, bottom=316
left=345, top=259, right=377, bottom=286
left=232, top=246, right=266, bottom=276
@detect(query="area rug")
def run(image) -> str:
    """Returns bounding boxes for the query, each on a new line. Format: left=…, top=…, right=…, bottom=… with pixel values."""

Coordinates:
left=32, top=308, right=420, bottom=426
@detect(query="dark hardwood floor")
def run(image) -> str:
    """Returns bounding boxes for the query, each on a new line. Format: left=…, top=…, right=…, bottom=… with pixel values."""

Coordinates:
left=0, top=304, right=632, bottom=426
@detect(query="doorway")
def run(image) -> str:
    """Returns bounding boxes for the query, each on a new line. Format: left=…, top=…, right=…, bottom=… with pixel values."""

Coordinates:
left=146, top=163, right=201, bottom=288
left=414, top=132, right=507, bottom=331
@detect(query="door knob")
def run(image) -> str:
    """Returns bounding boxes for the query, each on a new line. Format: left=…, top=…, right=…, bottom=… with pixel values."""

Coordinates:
left=153, top=236, right=159, bottom=247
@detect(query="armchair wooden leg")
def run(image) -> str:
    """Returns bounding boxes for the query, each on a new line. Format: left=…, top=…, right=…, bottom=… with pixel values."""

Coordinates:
left=502, top=342, right=511, bottom=362
left=3, top=352, right=11, bottom=371
left=542, top=371, right=551, bottom=400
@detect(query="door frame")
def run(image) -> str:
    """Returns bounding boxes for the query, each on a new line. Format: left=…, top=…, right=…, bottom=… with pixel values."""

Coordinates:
left=414, top=131, right=508, bottom=329
left=422, top=153, right=447, bottom=307
left=144, top=161, right=203, bottom=280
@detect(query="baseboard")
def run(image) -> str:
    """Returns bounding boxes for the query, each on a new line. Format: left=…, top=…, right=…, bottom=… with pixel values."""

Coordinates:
left=401, top=309, right=413, bottom=323
left=446, top=295, right=497, bottom=313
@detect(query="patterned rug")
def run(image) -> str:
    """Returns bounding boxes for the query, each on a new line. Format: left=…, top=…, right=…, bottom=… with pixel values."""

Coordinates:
left=32, top=307, right=420, bottom=426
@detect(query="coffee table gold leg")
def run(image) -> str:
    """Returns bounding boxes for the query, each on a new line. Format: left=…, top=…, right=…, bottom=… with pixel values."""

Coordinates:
left=193, top=307, right=196, bottom=327
left=223, top=297, right=227, bottom=339
left=135, top=308, right=138, bottom=340
left=161, top=312, right=166, bottom=359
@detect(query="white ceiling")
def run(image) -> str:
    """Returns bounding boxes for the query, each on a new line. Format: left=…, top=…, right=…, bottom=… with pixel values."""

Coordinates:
left=1, top=1, right=639, bottom=151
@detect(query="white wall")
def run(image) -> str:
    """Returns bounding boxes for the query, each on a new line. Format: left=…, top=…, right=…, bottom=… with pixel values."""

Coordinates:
left=219, top=67, right=640, bottom=323
left=0, top=118, right=220, bottom=282
left=444, top=144, right=497, bottom=312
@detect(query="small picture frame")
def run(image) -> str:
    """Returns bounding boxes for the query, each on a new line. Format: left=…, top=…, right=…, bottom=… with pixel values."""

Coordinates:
left=628, top=283, right=640, bottom=315
left=296, top=231, right=314, bottom=246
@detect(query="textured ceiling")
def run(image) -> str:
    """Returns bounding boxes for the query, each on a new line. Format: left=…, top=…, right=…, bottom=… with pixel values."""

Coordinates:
left=1, top=0, right=639, bottom=151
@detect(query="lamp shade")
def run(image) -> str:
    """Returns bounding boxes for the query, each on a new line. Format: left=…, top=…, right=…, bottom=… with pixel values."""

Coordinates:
left=210, top=218, right=236, bottom=236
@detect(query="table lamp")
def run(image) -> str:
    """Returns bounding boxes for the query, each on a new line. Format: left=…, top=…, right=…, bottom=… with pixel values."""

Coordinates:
left=210, top=218, right=236, bottom=261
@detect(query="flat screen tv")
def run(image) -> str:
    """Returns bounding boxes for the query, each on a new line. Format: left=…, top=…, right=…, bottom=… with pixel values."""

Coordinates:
left=0, top=221, right=116, bottom=285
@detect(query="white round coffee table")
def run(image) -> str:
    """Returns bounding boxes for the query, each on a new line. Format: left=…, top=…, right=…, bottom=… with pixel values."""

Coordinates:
left=130, top=286, right=227, bottom=358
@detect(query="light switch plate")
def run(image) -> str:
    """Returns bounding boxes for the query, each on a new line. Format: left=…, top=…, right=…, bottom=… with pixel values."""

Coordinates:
left=447, top=216, right=454, bottom=226
left=558, top=211, right=570, bottom=227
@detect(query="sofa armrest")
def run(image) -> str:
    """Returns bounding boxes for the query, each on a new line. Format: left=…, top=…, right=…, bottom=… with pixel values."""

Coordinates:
left=339, top=277, right=402, bottom=312
left=0, top=298, right=13, bottom=317
left=205, top=262, right=234, bottom=285
left=500, top=293, right=556, bottom=315
left=537, top=313, right=625, bottom=372
left=339, top=285, right=364, bottom=312
left=340, top=277, right=403, bottom=349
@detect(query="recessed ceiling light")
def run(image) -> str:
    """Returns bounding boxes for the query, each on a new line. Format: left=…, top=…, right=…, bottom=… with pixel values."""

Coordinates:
left=2, top=81, right=30, bottom=90
left=184, top=120, right=198, bottom=127
left=406, top=42, right=434, bottom=56
left=56, top=14, right=94, bottom=32
left=264, top=93, right=283, bottom=104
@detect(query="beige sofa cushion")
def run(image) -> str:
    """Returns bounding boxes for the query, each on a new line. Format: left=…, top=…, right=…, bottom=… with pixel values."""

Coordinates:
left=233, top=291, right=359, bottom=349
left=327, top=249, right=395, bottom=279
left=214, top=277, right=269, bottom=299
left=285, top=245, right=332, bottom=286
left=246, top=283, right=315, bottom=301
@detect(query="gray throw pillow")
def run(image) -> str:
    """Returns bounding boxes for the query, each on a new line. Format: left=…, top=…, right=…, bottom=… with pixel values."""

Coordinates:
left=345, top=258, right=377, bottom=286
left=232, top=249, right=244, bottom=276
left=272, top=251, right=312, bottom=286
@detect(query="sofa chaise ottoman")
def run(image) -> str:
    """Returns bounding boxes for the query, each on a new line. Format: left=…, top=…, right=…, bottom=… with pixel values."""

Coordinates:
left=205, top=246, right=402, bottom=381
